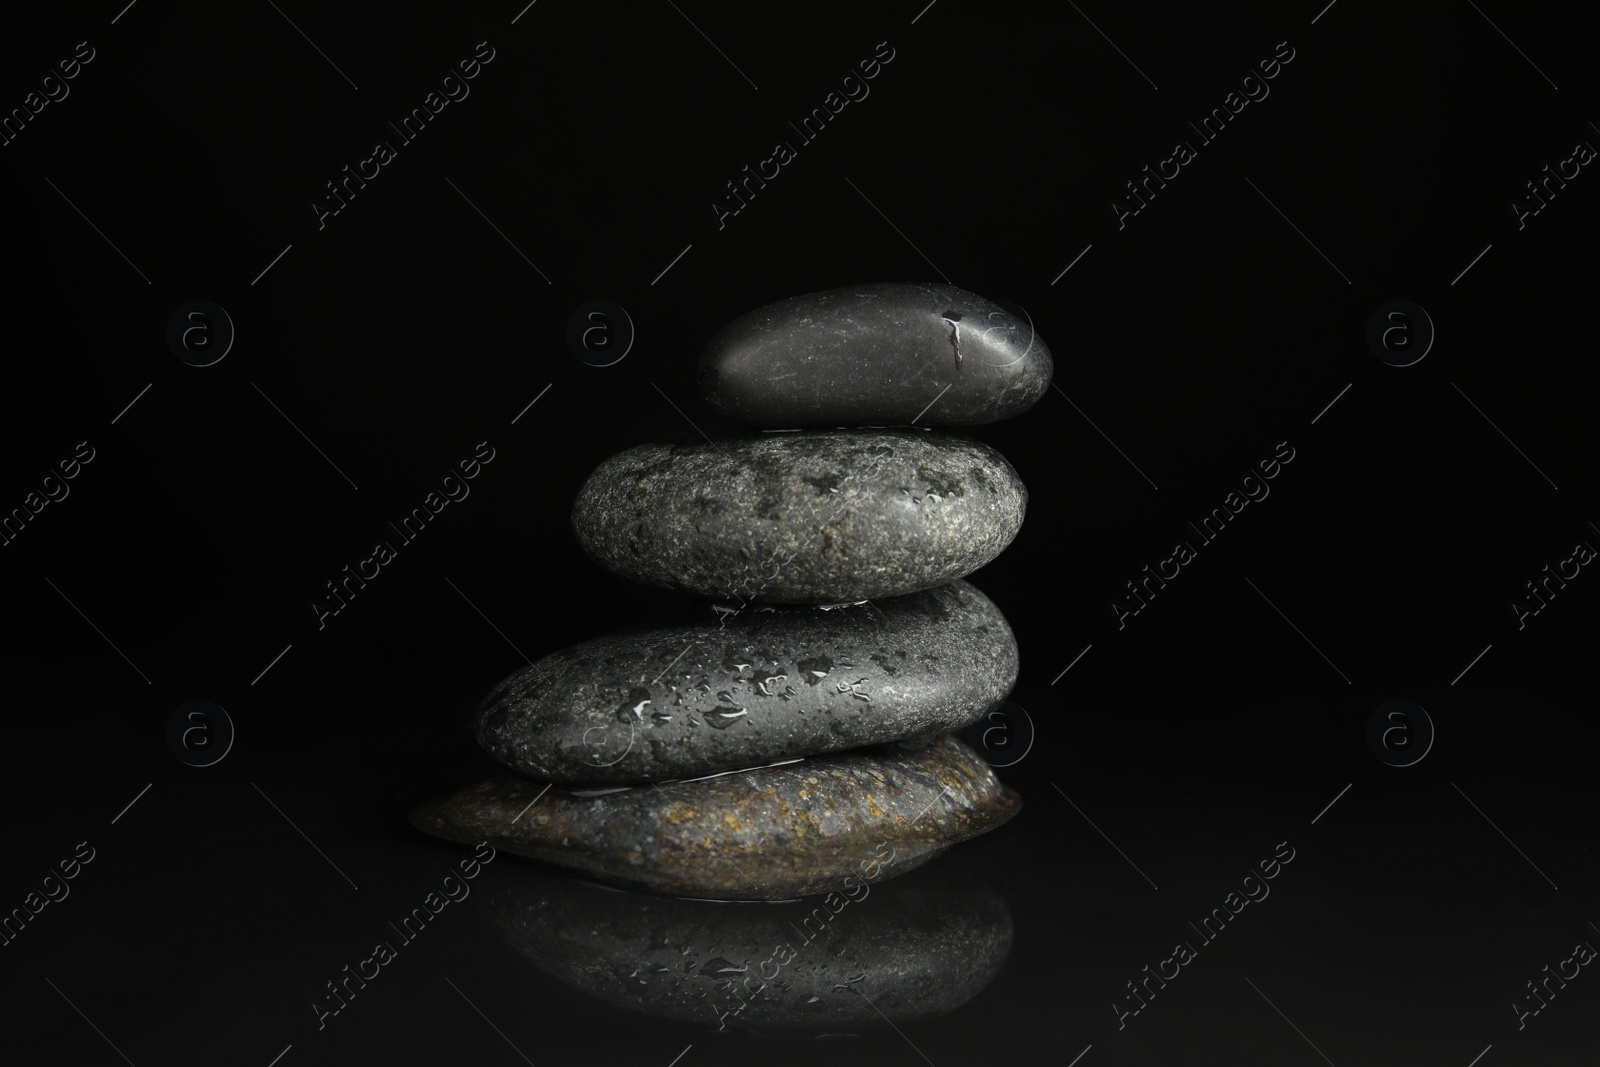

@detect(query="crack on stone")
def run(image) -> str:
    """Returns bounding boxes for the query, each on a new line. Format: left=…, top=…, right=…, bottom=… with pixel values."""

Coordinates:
left=942, top=309, right=963, bottom=368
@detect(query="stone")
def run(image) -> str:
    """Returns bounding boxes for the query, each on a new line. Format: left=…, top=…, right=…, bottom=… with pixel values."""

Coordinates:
left=408, top=735, right=1020, bottom=900
left=479, top=863, right=1011, bottom=1031
left=475, top=580, right=1018, bottom=783
left=697, top=281, right=1053, bottom=427
left=571, top=428, right=1026, bottom=603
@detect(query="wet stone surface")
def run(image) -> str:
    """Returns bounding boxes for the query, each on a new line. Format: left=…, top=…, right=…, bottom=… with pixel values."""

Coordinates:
left=475, top=580, right=1018, bottom=783
left=570, top=428, right=1027, bottom=603
left=409, top=735, right=1021, bottom=900
left=478, top=862, right=1012, bottom=1031
left=697, top=281, right=1053, bottom=428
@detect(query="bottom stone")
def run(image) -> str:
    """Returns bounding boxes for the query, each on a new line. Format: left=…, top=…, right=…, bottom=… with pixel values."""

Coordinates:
left=408, top=735, right=1020, bottom=900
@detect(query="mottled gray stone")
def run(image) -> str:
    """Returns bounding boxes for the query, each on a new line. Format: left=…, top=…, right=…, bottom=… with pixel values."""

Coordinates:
left=409, top=735, right=1021, bottom=899
left=476, top=579, right=1018, bottom=783
left=571, top=429, right=1026, bottom=603
left=697, top=281, right=1053, bottom=427
left=479, top=864, right=1011, bottom=1031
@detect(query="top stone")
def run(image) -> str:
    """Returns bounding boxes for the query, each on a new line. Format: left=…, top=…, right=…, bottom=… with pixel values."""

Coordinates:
left=697, top=282, right=1053, bottom=428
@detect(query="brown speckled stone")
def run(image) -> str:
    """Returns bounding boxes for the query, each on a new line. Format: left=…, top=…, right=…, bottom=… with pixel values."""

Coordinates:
left=570, top=428, right=1026, bottom=603
left=409, top=735, right=1020, bottom=900
left=475, top=579, right=1018, bottom=784
left=479, top=863, right=1012, bottom=1031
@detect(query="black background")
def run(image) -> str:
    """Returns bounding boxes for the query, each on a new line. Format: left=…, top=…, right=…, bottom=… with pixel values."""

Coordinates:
left=2, top=1, right=1597, bottom=1064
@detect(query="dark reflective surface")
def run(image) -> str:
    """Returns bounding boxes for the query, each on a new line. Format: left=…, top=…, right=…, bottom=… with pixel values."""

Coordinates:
left=5, top=688, right=1598, bottom=1065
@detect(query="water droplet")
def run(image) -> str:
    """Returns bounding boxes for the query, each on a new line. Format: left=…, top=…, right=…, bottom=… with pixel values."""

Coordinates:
left=797, top=655, right=833, bottom=684
left=615, top=686, right=652, bottom=724
left=699, top=957, right=748, bottom=976
left=708, top=708, right=748, bottom=729
left=751, top=669, right=789, bottom=696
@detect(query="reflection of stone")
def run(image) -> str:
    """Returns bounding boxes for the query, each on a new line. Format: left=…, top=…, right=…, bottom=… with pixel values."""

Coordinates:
left=409, top=735, right=1020, bottom=899
left=474, top=579, right=1019, bottom=783
left=478, top=861, right=1012, bottom=1032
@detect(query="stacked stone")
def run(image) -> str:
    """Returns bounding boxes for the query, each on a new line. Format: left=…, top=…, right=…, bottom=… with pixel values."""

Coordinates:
left=411, top=282, right=1052, bottom=900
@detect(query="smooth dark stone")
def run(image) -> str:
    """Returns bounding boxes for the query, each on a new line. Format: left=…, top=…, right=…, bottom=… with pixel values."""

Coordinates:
left=697, top=281, right=1053, bottom=427
left=479, top=863, right=1011, bottom=1031
left=571, top=428, right=1026, bottom=603
left=408, top=736, right=1020, bottom=900
left=475, top=580, right=1018, bottom=783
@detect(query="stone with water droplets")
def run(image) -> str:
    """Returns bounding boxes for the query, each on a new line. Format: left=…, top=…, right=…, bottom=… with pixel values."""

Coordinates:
left=409, top=735, right=1020, bottom=899
left=478, top=863, right=1012, bottom=1030
left=570, top=428, right=1026, bottom=604
left=475, top=579, right=1018, bottom=783
left=696, top=281, right=1053, bottom=427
